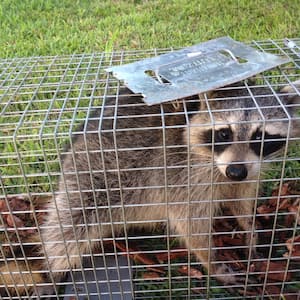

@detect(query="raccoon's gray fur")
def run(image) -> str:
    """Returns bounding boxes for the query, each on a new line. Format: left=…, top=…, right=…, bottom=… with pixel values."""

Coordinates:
left=41, top=80, right=300, bottom=287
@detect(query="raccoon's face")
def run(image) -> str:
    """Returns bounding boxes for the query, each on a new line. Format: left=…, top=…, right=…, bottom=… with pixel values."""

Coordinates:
left=187, top=81, right=300, bottom=181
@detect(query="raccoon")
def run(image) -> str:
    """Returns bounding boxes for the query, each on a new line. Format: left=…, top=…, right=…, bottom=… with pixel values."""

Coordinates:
left=39, top=80, right=300, bottom=293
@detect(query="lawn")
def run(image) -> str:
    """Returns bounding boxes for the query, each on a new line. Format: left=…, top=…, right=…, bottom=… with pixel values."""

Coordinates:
left=0, top=0, right=300, bottom=58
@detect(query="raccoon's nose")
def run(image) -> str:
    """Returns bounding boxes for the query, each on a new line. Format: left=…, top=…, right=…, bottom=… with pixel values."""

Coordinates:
left=225, top=164, right=248, bottom=181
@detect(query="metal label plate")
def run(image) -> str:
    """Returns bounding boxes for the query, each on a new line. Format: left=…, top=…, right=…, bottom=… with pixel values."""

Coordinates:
left=106, top=37, right=291, bottom=105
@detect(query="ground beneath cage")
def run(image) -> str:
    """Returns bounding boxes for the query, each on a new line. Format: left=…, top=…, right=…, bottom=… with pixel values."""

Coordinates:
left=0, top=182, right=300, bottom=298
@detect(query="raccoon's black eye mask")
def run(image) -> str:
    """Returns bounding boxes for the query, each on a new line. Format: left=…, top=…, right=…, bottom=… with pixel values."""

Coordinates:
left=203, top=128, right=286, bottom=156
left=250, top=129, right=286, bottom=157
left=203, top=128, right=233, bottom=153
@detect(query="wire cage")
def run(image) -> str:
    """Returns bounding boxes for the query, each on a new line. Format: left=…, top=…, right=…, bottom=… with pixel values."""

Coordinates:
left=0, top=38, right=300, bottom=299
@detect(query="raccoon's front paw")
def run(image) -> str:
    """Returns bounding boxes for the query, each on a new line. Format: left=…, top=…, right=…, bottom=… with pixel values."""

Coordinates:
left=214, top=263, right=237, bottom=284
left=214, top=263, right=246, bottom=285
left=33, top=284, right=55, bottom=298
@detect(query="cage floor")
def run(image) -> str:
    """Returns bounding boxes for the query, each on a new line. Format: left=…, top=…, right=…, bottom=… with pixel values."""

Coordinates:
left=64, top=255, right=132, bottom=300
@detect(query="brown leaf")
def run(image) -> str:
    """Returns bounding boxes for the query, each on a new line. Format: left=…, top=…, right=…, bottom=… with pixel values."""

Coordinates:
left=218, top=249, right=240, bottom=261
left=271, top=183, right=290, bottom=198
left=142, top=272, right=163, bottom=280
left=254, top=260, right=291, bottom=281
left=285, top=235, right=300, bottom=260
left=268, top=183, right=290, bottom=209
left=146, top=266, right=165, bottom=274
left=9, top=197, right=30, bottom=212
left=278, top=198, right=291, bottom=210
left=115, top=241, right=165, bottom=274
left=285, top=235, right=300, bottom=252
left=155, top=249, right=187, bottom=263
left=241, top=288, right=263, bottom=296
left=222, top=236, right=244, bottom=246
left=284, top=214, right=295, bottom=227
left=283, top=250, right=300, bottom=260
left=0, top=200, right=8, bottom=212
left=257, top=204, right=275, bottom=218
left=6, top=215, right=24, bottom=228
left=282, top=294, right=299, bottom=300
left=264, top=284, right=281, bottom=295
left=18, top=229, right=36, bottom=238
left=288, top=204, right=300, bottom=225
left=120, top=247, right=145, bottom=263
left=177, top=266, right=203, bottom=280
left=214, top=236, right=224, bottom=247
left=288, top=205, right=299, bottom=213
left=217, top=249, right=245, bottom=270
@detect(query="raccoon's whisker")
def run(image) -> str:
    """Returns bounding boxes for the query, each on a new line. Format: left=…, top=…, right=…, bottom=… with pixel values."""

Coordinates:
left=164, top=149, right=212, bottom=158
left=171, top=158, right=211, bottom=167
left=264, top=149, right=289, bottom=160
left=264, top=154, right=280, bottom=160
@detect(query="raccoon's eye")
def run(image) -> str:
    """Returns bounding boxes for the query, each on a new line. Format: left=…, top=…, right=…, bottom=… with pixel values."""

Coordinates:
left=250, top=130, right=285, bottom=156
left=253, top=131, right=263, bottom=140
left=215, top=128, right=232, bottom=143
left=202, top=128, right=232, bottom=153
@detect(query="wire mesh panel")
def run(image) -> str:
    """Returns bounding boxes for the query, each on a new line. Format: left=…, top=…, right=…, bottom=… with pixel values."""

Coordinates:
left=0, top=38, right=300, bottom=299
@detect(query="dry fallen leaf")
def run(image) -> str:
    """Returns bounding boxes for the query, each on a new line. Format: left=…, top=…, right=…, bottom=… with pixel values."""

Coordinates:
left=257, top=204, right=275, bottom=218
left=0, top=200, right=8, bottom=212
left=155, top=249, right=188, bottom=263
left=254, top=260, right=291, bottom=282
left=177, top=265, right=203, bottom=280
left=222, top=236, right=244, bottom=246
left=284, top=235, right=300, bottom=260
left=286, top=235, right=300, bottom=252
left=6, top=215, right=24, bottom=228
left=115, top=241, right=165, bottom=274
left=264, top=284, right=281, bottom=296
left=142, top=272, right=163, bottom=280
left=268, top=183, right=290, bottom=207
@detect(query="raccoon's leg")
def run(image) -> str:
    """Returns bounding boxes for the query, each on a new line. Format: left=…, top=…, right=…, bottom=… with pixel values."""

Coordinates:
left=169, top=205, right=239, bottom=284
left=228, top=199, right=257, bottom=257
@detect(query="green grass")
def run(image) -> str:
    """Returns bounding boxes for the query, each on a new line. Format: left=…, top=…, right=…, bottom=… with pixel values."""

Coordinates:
left=0, top=0, right=300, bottom=58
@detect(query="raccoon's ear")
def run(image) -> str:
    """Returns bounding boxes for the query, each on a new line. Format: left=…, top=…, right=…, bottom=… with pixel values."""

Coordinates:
left=280, top=80, right=300, bottom=115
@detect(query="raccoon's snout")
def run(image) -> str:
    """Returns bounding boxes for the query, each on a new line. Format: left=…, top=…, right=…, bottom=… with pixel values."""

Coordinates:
left=225, top=164, right=248, bottom=181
